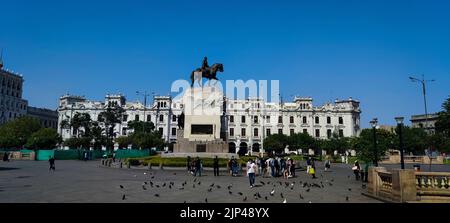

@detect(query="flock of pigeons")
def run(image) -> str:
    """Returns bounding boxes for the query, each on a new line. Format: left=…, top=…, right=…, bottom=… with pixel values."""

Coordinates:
left=118, top=171, right=366, bottom=203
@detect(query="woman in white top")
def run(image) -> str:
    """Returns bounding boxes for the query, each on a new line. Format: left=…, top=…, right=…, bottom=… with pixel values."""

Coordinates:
left=247, top=159, right=257, bottom=188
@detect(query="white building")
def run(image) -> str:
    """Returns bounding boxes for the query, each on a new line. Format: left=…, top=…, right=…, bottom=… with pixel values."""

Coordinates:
left=0, top=59, right=28, bottom=125
left=57, top=94, right=361, bottom=153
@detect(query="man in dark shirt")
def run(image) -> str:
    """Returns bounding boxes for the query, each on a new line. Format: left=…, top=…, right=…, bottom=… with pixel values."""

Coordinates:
left=213, top=156, right=219, bottom=176
left=49, top=156, right=55, bottom=171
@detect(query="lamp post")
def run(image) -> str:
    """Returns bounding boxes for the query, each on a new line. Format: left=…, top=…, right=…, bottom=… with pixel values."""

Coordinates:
left=395, top=117, right=405, bottom=169
left=370, top=118, right=378, bottom=167
left=409, top=75, right=435, bottom=133
left=136, top=91, right=151, bottom=133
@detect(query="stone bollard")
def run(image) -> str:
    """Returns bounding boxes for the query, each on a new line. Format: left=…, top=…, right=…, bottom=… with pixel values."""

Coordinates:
left=159, top=162, right=163, bottom=170
left=148, top=163, right=152, bottom=170
left=120, top=162, right=123, bottom=168
left=127, top=162, right=131, bottom=169
left=101, top=159, right=105, bottom=165
left=108, top=159, right=112, bottom=167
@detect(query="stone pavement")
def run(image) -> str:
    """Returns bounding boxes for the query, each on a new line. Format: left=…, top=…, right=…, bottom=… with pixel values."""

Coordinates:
left=0, top=160, right=389, bottom=203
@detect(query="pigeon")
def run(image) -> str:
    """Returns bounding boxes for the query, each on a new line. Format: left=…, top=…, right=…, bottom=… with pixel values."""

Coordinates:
left=238, top=192, right=243, bottom=196
left=183, top=201, right=186, bottom=203
left=227, top=185, right=232, bottom=190
left=193, top=184, right=196, bottom=188
left=142, top=186, right=147, bottom=190
left=290, top=186, right=294, bottom=190
left=303, top=182, right=308, bottom=188
left=257, top=192, right=262, bottom=198
left=194, top=178, right=197, bottom=182
left=331, top=179, right=334, bottom=182
left=306, top=188, right=310, bottom=192
left=328, top=183, right=333, bottom=187
left=205, top=198, right=208, bottom=203
left=154, top=194, right=160, bottom=197
left=243, top=196, right=247, bottom=202
left=282, top=198, right=287, bottom=203
left=265, top=196, right=268, bottom=200
left=285, top=182, right=290, bottom=187
left=280, top=193, right=284, bottom=198
left=348, top=188, right=352, bottom=192
left=169, top=185, right=172, bottom=189
left=270, top=189, right=275, bottom=196
left=156, top=185, right=160, bottom=188
left=216, top=185, right=221, bottom=189
left=119, top=185, right=124, bottom=189
left=208, top=188, right=212, bottom=192
left=151, top=176, right=155, bottom=179
left=162, top=183, right=166, bottom=187
left=228, top=191, right=232, bottom=195
left=210, top=183, right=215, bottom=187
left=143, top=182, right=148, bottom=185
left=198, top=181, right=201, bottom=185
left=170, top=182, right=174, bottom=186
left=362, top=184, right=367, bottom=189
left=346, top=196, right=349, bottom=202
left=260, top=181, right=266, bottom=186
left=144, top=172, right=147, bottom=175
left=279, top=182, right=283, bottom=186
left=179, top=187, right=184, bottom=190
left=299, top=194, right=304, bottom=199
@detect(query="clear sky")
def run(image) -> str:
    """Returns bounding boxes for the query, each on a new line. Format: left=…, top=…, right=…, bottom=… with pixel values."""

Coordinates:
left=1, top=0, right=449, bottom=128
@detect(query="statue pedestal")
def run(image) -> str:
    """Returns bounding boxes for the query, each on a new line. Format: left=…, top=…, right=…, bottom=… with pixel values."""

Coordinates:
left=173, top=86, right=229, bottom=156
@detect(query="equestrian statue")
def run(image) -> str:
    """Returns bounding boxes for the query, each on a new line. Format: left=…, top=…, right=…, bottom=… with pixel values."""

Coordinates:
left=190, top=57, right=224, bottom=87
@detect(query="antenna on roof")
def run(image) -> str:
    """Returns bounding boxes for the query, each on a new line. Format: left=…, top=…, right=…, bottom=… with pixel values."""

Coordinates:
left=0, top=49, right=4, bottom=69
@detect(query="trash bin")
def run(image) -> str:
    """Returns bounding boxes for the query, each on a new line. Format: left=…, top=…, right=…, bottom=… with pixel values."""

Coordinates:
left=414, top=164, right=421, bottom=171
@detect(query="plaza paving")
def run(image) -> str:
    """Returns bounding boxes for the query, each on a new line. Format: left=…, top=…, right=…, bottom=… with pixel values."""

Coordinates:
left=1, top=160, right=448, bottom=203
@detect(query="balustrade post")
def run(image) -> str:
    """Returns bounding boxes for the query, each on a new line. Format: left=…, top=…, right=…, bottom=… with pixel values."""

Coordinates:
left=392, top=169, right=416, bottom=203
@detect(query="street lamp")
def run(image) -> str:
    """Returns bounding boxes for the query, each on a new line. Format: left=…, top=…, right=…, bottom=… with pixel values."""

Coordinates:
left=370, top=118, right=378, bottom=167
left=409, top=75, right=435, bottom=133
left=136, top=91, right=151, bottom=133
left=395, top=117, right=405, bottom=169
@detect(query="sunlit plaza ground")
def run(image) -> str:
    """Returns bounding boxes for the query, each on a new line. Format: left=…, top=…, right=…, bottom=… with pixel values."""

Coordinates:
left=1, top=160, right=449, bottom=203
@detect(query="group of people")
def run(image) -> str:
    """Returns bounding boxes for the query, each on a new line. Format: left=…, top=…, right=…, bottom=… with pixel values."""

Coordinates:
left=352, top=160, right=369, bottom=182
left=262, top=157, right=297, bottom=178
left=187, top=156, right=204, bottom=177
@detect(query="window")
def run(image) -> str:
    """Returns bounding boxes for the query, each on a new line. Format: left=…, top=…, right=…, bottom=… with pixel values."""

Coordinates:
left=254, top=128, right=259, bottom=137
left=158, top=128, right=164, bottom=134
left=290, top=116, right=294, bottom=123
left=172, top=115, right=176, bottom=122
left=230, top=128, right=234, bottom=136
left=230, top=115, right=234, bottom=123
left=159, top=114, right=164, bottom=122
left=122, top=127, right=127, bottom=136
left=147, top=115, right=151, bottom=122
left=241, top=128, right=246, bottom=137
left=290, top=129, right=295, bottom=135
left=172, top=128, right=177, bottom=136
left=241, top=116, right=246, bottom=123
left=191, top=125, right=213, bottom=134
left=339, top=129, right=344, bottom=138
left=254, top=116, right=258, bottom=124
left=315, top=129, right=320, bottom=137
left=266, top=129, right=271, bottom=136
left=303, top=116, right=307, bottom=124
left=135, top=114, right=140, bottom=121
left=315, top=117, right=319, bottom=124
left=278, top=116, right=283, bottom=124
left=327, top=117, right=331, bottom=124
left=303, top=129, right=308, bottom=134
left=266, top=116, right=271, bottom=123
left=278, top=129, right=283, bottom=135
left=339, top=117, right=343, bottom=125
left=327, top=129, right=332, bottom=139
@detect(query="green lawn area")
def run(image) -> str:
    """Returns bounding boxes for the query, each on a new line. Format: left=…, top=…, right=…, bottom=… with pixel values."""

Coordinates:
left=444, top=159, right=450, bottom=165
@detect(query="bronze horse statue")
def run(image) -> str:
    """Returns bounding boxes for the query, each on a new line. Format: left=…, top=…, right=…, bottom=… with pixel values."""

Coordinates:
left=190, top=63, right=224, bottom=87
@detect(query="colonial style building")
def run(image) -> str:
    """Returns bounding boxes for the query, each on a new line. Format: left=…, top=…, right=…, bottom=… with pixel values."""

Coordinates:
left=27, top=106, right=58, bottom=129
left=57, top=93, right=361, bottom=153
left=0, top=58, right=28, bottom=125
left=410, top=113, right=439, bottom=135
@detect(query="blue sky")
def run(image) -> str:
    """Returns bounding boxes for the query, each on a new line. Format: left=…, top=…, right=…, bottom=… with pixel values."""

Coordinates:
left=1, top=0, right=449, bottom=128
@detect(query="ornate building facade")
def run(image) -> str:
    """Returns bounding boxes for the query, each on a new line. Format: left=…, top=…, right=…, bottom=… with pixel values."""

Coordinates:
left=0, top=59, right=28, bottom=125
left=57, top=93, right=361, bottom=153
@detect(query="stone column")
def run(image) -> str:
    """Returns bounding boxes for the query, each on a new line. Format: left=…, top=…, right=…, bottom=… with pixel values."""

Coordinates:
left=368, top=167, right=387, bottom=196
left=391, top=169, right=417, bottom=203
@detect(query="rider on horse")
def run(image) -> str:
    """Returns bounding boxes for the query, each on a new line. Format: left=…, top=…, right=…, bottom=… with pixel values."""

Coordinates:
left=201, top=57, right=209, bottom=71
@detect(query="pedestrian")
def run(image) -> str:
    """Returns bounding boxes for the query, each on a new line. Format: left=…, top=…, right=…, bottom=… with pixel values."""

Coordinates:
left=228, top=157, right=233, bottom=176
left=112, top=152, right=116, bottom=163
left=290, top=159, right=296, bottom=177
left=213, top=156, right=220, bottom=176
left=49, top=156, right=56, bottom=171
left=274, top=157, right=280, bottom=177
left=186, top=156, right=191, bottom=173
left=353, top=160, right=361, bottom=181
left=194, top=157, right=202, bottom=177
left=232, top=158, right=238, bottom=176
left=309, top=158, right=317, bottom=179
left=3, top=152, right=9, bottom=162
left=84, top=151, right=88, bottom=161
left=306, top=156, right=312, bottom=174
left=247, top=159, right=257, bottom=188
left=269, top=157, right=275, bottom=177
left=324, top=159, right=331, bottom=171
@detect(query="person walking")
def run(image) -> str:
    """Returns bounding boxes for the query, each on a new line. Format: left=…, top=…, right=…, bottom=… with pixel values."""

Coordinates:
left=213, top=156, right=220, bottom=176
left=49, top=156, right=56, bottom=171
left=306, top=157, right=312, bottom=174
left=194, top=157, right=202, bottom=177
left=3, top=152, right=9, bottom=162
left=247, top=159, right=257, bottom=188
left=353, top=160, right=361, bottom=181
left=324, top=159, right=331, bottom=172
left=310, top=158, right=317, bottom=179
left=187, top=156, right=192, bottom=173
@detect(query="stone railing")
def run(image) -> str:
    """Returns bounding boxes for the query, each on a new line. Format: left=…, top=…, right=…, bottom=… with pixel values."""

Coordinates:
left=367, top=167, right=450, bottom=203
left=416, top=172, right=450, bottom=202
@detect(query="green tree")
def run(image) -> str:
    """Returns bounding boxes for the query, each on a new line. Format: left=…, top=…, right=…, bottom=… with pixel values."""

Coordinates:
left=435, top=96, right=450, bottom=137
left=25, top=128, right=62, bottom=149
left=394, top=126, right=427, bottom=154
left=70, top=113, right=92, bottom=137
left=97, top=106, right=125, bottom=150
left=263, top=134, right=288, bottom=154
left=354, top=128, right=395, bottom=163
left=116, top=136, right=132, bottom=149
left=287, top=133, right=315, bottom=151
left=130, top=132, right=164, bottom=149
left=0, top=116, right=41, bottom=149
left=63, top=137, right=92, bottom=149
left=127, top=120, right=155, bottom=134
